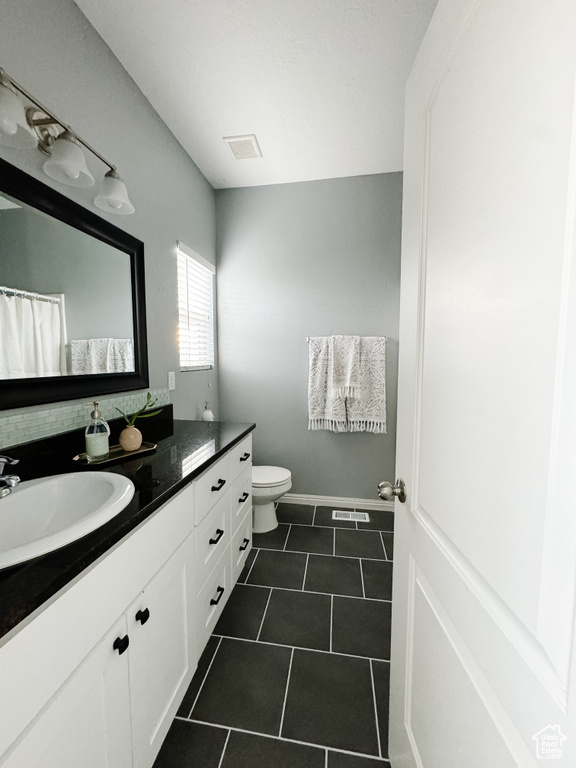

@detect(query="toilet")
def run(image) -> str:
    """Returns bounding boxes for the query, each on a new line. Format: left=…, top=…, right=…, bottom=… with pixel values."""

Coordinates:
left=252, top=466, right=292, bottom=533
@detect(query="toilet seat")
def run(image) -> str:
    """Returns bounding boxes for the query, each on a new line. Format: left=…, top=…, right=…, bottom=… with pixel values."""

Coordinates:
left=252, top=466, right=291, bottom=488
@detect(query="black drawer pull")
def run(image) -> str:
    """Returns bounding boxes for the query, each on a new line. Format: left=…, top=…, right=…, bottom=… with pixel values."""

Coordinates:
left=209, top=528, right=224, bottom=545
left=135, top=608, right=150, bottom=625
left=210, top=586, right=225, bottom=606
left=240, top=452, right=251, bottom=462
left=211, top=478, right=226, bottom=492
left=113, top=635, right=129, bottom=655
left=239, top=538, right=250, bottom=551
left=239, top=492, right=249, bottom=503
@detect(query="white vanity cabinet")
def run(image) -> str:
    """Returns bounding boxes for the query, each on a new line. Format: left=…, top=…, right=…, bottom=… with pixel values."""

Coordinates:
left=190, top=433, right=253, bottom=654
left=2, top=535, right=195, bottom=768
left=127, top=534, right=196, bottom=768
left=1, top=616, right=133, bottom=768
left=0, top=429, right=253, bottom=768
left=0, top=511, right=196, bottom=768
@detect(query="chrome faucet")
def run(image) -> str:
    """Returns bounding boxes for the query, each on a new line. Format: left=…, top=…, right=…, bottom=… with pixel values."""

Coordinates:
left=0, top=455, right=20, bottom=498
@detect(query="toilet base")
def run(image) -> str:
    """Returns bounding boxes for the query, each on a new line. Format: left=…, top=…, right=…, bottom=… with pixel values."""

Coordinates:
left=252, top=501, right=278, bottom=533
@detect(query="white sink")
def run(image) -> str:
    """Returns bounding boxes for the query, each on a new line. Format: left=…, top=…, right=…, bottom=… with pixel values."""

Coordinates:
left=0, top=472, right=135, bottom=569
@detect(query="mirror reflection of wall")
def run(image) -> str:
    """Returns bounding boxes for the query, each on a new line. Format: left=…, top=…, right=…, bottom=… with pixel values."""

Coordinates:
left=0, top=191, right=134, bottom=378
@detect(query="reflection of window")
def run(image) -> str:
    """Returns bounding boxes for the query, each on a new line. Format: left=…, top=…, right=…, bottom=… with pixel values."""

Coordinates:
left=181, top=440, right=216, bottom=477
left=177, top=242, right=215, bottom=371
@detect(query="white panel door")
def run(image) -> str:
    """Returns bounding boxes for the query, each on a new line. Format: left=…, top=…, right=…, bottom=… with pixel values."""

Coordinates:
left=390, top=1, right=576, bottom=766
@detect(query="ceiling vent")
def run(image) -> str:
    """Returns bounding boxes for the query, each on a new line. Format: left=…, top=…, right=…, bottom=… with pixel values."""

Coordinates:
left=223, top=134, right=262, bottom=160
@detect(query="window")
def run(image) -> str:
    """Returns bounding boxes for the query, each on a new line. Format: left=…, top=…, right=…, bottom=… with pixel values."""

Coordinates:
left=177, top=241, right=215, bottom=370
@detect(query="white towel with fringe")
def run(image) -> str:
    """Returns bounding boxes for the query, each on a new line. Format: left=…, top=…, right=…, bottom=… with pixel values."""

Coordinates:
left=70, top=338, right=134, bottom=374
left=308, top=335, right=387, bottom=434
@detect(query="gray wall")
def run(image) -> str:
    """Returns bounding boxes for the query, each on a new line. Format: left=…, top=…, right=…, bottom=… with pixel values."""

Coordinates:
left=0, top=0, right=217, bottom=425
left=216, top=173, right=402, bottom=500
left=1, top=204, right=132, bottom=340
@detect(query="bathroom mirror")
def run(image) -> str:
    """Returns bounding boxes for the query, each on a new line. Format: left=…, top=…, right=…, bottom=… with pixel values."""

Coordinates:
left=0, top=157, right=149, bottom=410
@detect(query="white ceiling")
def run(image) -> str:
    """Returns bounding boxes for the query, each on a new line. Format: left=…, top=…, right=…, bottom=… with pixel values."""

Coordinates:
left=73, top=0, right=438, bottom=189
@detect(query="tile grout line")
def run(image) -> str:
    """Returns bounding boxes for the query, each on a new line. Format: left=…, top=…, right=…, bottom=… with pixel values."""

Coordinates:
left=186, top=635, right=224, bottom=718
left=211, top=633, right=391, bottom=663
left=188, top=718, right=391, bottom=763
left=301, top=553, right=310, bottom=591
left=253, top=544, right=388, bottom=563
left=242, top=581, right=390, bottom=604
left=256, top=587, right=274, bottom=641
left=332, top=526, right=336, bottom=556
left=278, top=646, right=295, bottom=738
left=325, top=747, right=329, bottom=768
left=359, top=558, right=366, bottom=599
left=312, top=505, right=317, bottom=526
left=380, top=531, right=388, bottom=560
left=283, top=524, right=292, bottom=551
left=244, top=548, right=260, bottom=583
left=263, top=522, right=393, bottom=533
left=370, top=658, right=383, bottom=759
left=216, top=728, right=232, bottom=768
left=329, top=594, right=334, bottom=653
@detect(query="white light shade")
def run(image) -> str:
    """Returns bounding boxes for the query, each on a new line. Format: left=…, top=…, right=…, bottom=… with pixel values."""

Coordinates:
left=0, top=83, right=37, bottom=149
left=94, top=170, right=135, bottom=215
left=43, top=131, right=94, bottom=188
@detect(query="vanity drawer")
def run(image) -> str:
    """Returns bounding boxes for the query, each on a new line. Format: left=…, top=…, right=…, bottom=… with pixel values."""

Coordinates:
left=228, top=435, right=252, bottom=482
left=231, top=509, right=252, bottom=584
left=229, top=467, right=252, bottom=535
left=195, top=496, right=230, bottom=589
left=192, top=454, right=232, bottom=525
left=196, top=548, right=231, bottom=653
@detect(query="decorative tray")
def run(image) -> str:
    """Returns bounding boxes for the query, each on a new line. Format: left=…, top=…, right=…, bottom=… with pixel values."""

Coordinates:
left=72, top=441, right=157, bottom=466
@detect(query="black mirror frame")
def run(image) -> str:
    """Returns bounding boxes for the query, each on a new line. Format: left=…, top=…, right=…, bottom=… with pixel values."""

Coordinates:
left=0, top=157, right=149, bottom=411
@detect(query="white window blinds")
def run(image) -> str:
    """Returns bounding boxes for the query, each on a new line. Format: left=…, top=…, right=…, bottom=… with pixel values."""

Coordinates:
left=177, top=242, right=215, bottom=370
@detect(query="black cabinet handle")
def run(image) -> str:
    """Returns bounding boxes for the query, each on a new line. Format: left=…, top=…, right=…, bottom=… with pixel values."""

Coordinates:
left=211, top=478, right=226, bottom=492
left=239, top=538, right=250, bottom=551
left=135, top=608, right=150, bottom=625
left=239, top=492, right=249, bottom=503
left=240, top=453, right=251, bottom=462
left=113, top=635, right=129, bottom=655
left=209, top=528, right=224, bottom=545
left=210, top=586, right=225, bottom=606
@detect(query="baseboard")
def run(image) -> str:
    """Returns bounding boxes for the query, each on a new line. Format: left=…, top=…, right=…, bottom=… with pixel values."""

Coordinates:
left=281, top=492, right=393, bottom=512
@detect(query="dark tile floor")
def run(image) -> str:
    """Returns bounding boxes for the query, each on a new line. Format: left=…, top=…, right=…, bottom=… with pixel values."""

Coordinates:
left=154, top=502, right=394, bottom=768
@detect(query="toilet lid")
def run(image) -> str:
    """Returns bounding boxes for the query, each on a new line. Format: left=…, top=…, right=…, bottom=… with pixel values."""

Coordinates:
left=252, top=465, right=291, bottom=488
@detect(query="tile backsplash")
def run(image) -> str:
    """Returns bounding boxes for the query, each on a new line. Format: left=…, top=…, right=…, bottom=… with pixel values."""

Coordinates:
left=0, top=388, right=171, bottom=449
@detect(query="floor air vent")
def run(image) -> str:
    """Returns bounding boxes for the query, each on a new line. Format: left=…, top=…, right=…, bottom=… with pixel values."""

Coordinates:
left=332, top=510, right=370, bottom=523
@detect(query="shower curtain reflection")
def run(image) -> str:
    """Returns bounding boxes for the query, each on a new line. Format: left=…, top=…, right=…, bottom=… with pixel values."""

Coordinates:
left=0, top=289, right=67, bottom=378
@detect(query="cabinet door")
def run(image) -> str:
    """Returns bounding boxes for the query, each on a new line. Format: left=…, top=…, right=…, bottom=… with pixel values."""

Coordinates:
left=195, top=495, right=230, bottom=589
left=2, top=618, right=132, bottom=768
left=231, top=509, right=252, bottom=584
left=229, top=467, right=252, bottom=536
left=128, top=533, right=197, bottom=768
left=196, top=547, right=231, bottom=654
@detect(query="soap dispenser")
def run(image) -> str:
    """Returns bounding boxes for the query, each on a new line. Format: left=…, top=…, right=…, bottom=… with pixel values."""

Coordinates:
left=202, top=402, right=214, bottom=421
left=85, top=402, right=110, bottom=461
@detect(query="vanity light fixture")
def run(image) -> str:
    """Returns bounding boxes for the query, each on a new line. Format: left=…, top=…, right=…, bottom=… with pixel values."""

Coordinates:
left=0, top=67, right=135, bottom=214
left=0, top=80, right=37, bottom=149
left=42, top=130, right=95, bottom=188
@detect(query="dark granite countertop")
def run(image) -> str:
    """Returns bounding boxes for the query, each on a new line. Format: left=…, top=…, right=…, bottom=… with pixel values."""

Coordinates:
left=0, top=418, right=255, bottom=643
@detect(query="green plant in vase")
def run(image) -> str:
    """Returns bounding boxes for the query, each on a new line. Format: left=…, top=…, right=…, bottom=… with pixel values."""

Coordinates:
left=116, top=392, right=163, bottom=452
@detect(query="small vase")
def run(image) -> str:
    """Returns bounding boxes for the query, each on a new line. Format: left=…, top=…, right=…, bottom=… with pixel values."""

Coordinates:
left=119, top=425, right=143, bottom=452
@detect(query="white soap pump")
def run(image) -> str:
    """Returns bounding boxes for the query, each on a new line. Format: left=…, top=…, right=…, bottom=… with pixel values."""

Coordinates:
left=202, top=402, right=214, bottom=421
left=85, top=402, right=111, bottom=460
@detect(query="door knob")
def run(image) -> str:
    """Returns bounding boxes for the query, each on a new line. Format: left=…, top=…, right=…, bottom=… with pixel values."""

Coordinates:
left=378, top=478, right=407, bottom=503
